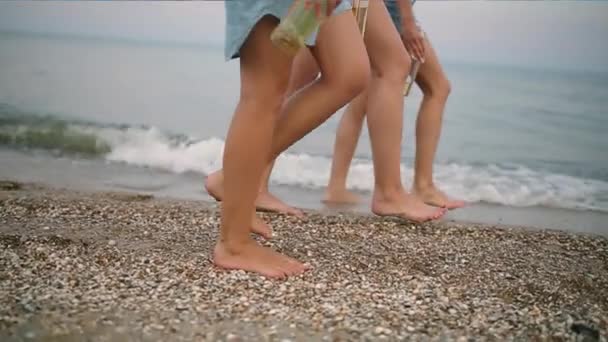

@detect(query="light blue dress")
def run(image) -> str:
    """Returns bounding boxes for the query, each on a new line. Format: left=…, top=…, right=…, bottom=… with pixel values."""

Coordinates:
left=224, top=0, right=353, bottom=61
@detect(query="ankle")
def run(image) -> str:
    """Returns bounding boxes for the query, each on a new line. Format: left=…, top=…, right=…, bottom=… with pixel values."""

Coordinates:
left=217, top=237, right=253, bottom=255
left=373, top=184, right=405, bottom=202
left=413, top=180, right=434, bottom=192
left=326, top=180, right=348, bottom=193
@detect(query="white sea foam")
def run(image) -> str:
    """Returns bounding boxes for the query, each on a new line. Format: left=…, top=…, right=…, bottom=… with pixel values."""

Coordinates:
left=84, top=125, right=608, bottom=213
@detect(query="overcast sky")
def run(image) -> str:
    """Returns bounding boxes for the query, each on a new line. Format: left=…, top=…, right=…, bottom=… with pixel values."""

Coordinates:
left=1, top=1, right=607, bottom=71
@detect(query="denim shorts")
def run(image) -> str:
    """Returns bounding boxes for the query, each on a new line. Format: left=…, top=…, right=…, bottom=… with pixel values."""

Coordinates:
left=385, top=0, right=418, bottom=32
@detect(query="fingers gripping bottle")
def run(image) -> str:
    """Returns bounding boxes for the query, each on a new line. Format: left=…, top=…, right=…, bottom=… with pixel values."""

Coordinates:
left=270, top=0, right=333, bottom=56
left=403, top=27, right=426, bottom=97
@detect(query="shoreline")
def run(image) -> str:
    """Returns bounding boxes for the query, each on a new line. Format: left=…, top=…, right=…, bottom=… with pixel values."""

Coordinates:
left=268, top=184, right=608, bottom=238
left=1, top=181, right=607, bottom=340
left=1, top=148, right=607, bottom=238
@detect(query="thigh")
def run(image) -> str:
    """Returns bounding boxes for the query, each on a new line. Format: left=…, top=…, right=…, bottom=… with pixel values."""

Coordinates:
left=239, top=16, right=294, bottom=101
left=364, top=0, right=410, bottom=76
left=310, top=9, right=369, bottom=84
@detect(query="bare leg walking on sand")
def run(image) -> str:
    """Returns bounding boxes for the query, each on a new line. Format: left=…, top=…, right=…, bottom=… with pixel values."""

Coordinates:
left=213, top=13, right=304, bottom=278
left=214, top=0, right=445, bottom=223
left=214, top=0, right=369, bottom=278
left=324, top=0, right=464, bottom=209
left=253, top=51, right=325, bottom=218
left=324, top=39, right=465, bottom=209
left=409, top=40, right=465, bottom=209
left=274, top=0, right=444, bottom=221
left=205, top=34, right=332, bottom=219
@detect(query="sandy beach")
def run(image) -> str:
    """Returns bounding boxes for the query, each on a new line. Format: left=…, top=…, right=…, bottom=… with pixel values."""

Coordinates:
left=1, top=180, right=606, bottom=341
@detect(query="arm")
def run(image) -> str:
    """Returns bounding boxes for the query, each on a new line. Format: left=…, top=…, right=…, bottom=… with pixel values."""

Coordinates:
left=395, top=0, right=425, bottom=62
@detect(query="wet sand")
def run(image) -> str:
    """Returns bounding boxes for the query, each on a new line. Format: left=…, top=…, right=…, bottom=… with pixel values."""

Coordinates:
left=1, top=181, right=607, bottom=341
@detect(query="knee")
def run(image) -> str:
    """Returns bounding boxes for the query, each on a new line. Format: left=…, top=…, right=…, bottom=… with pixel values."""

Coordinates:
left=371, top=49, right=412, bottom=85
left=240, top=79, right=288, bottom=118
left=420, top=76, right=451, bottom=101
left=323, top=55, right=371, bottom=103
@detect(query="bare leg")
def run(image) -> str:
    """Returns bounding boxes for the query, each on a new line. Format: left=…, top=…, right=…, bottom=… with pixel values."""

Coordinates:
left=211, top=12, right=370, bottom=217
left=242, top=10, right=372, bottom=214
left=323, top=89, right=367, bottom=204
left=411, top=39, right=465, bottom=209
left=250, top=12, right=369, bottom=217
left=212, top=12, right=369, bottom=244
left=213, top=16, right=308, bottom=279
left=256, top=49, right=321, bottom=217
left=334, top=0, right=444, bottom=221
left=267, top=10, right=370, bottom=162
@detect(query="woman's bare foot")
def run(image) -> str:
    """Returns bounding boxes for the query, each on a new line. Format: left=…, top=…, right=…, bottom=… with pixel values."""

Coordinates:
left=204, top=171, right=223, bottom=202
left=251, top=213, right=273, bottom=239
left=322, top=187, right=362, bottom=204
left=213, top=239, right=309, bottom=279
left=371, top=187, right=445, bottom=223
left=256, top=191, right=304, bottom=218
left=412, top=184, right=466, bottom=210
left=206, top=173, right=272, bottom=239
left=205, top=172, right=303, bottom=217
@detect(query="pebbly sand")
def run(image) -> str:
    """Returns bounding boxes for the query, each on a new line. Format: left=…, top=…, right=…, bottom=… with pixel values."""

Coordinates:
left=0, top=180, right=606, bottom=341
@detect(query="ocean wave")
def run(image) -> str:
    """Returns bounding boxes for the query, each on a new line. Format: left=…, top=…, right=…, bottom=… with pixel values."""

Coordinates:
left=2, top=106, right=607, bottom=213
left=92, top=123, right=608, bottom=213
left=0, top=105, right=110, bottom=156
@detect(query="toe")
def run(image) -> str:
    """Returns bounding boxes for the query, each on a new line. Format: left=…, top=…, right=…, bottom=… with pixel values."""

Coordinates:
left=449, top=200, right=466, bottom=209
left=277, top=262, right=299, bottom=277
left=282, top=256, right=307, bottom=275
left=290, top=208, right=305, bottom=218
left=267, top=268, right=287, bottom=279
left=259, top=230, right=272, bottom=240
left=434, top=208, right=446, bottom=219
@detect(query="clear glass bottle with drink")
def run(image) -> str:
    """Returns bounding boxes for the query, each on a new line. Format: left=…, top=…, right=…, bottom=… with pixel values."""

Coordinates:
left=270, top=0, right=332, bottom=56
